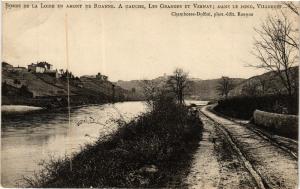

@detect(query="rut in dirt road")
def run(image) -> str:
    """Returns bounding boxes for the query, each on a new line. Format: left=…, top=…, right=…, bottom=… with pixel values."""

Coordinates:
left=185, top=112, right=258, bottom=189
left=201, top=105, right=298, bottom=189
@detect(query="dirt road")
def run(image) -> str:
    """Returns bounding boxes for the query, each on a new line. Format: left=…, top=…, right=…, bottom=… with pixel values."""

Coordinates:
left=185, top=105, right=298, bottom=189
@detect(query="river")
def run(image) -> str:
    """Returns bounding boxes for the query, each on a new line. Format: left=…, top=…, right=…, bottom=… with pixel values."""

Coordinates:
left=1, top=101, right=147, bottom=187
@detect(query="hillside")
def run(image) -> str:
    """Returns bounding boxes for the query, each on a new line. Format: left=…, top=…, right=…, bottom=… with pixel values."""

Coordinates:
left=114, top=80, right=145, bottom=98
left=187, top=78, right=245, bottom=100
left=230, top=66, right=299, bottom=97
left=115, top=76, right=245, bottom=101
left=115, top=76, right=168, bottom=99
left=2, top=68, right=138, bottom=108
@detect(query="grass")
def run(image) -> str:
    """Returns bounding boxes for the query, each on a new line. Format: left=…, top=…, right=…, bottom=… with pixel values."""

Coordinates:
left=24, top=100, right=203, bottom=188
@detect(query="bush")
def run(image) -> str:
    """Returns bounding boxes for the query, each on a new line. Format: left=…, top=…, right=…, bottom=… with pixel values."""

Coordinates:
left=25, top=96, right=203, bottom=188
left=214, top=95, right=298, bottom=120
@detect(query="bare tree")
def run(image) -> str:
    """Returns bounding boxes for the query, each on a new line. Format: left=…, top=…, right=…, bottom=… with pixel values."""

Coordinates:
left=216, top=76, right=235, bottom=99
left=251, top=12, right=299, bottom=97
left=283, top=2, right=299, bottom=16
left=166, top=68, right=188, bottom=104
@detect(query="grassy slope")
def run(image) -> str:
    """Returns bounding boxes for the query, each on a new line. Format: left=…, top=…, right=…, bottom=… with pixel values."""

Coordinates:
left=2, top=70, right=138, bottom=106
left=230, top=66, right=299, bottom=96
left=2, top=70, right=69, bottom=97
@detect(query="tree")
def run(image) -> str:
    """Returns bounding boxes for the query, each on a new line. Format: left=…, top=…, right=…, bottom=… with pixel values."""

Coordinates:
left=251, top=12, right=299, bottom=97
left=283, top=2, right=299, bottom=16
left=141, top=80, right=160, bottom=109
left=141, top=79, right=177, bottom=113
left=216, top=76, right=235, bottom=99
left=61, top=69, right=75, bottom=80
left=166, top=68, right=188, bottom=104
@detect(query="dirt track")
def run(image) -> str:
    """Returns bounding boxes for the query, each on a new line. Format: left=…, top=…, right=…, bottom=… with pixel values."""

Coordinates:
left=185, top=105, right=298, bottom=189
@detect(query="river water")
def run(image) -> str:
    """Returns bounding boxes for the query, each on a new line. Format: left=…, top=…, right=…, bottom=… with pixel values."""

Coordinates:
left=1, top=100, right=208, bottom=187
left=1, top=101, right=147, bottom=187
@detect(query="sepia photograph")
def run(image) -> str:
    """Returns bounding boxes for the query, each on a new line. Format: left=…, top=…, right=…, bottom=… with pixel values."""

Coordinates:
left=1, top=1, right=299, bottom=188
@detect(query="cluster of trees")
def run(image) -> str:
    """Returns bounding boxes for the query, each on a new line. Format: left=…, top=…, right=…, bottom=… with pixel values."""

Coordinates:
left=166, top=68, right=189, bottom=104
left=59, top=69, right=79, bottom=80
left=142, top=68, right=189, bottom=109
left=216, top=76, right=235, bottom=99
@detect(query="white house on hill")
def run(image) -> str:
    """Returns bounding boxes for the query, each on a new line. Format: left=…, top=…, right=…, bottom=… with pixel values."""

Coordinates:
left=28, top=62, right=53, bottom=73
left=28, top=62, right=59, bottom=78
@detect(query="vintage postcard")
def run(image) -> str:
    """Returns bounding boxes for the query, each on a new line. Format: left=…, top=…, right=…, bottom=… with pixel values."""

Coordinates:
left=1, top=1, right=299, bottom=188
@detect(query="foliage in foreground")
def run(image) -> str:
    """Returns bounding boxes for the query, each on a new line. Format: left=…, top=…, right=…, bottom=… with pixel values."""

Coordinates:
left=25, top=97, right=203, bottom=188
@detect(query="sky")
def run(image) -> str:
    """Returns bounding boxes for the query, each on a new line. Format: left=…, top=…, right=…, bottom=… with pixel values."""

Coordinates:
left=2, top=2, right=299, bottom=81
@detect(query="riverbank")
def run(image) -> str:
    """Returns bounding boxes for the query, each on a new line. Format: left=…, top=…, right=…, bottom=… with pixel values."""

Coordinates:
left=2, top=105, right=44, bottom=114
left=24, top=101, right=203, bottom=187
left=2, top=95, right=111, bottom=109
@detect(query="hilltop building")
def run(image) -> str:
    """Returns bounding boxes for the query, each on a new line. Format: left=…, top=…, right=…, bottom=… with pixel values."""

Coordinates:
left=81, top=72, right=108, bottom=81
left=28, top=62, right=60, bottom=78
left=28, top=62, right=53, bottom=73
